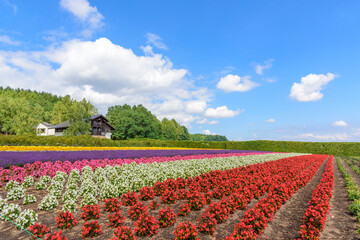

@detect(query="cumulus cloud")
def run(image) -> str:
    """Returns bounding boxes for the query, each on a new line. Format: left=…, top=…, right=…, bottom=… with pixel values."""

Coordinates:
left=0, top=37, right=210, bottom=127
left=60, top=0, right=104, bottom=37
left=332, top=120, right=348, bottom=127
left=254, top=59, right=274, bottom=75
left=290, top=73, right=337, bottom=102
left=0, top=35, right=20, bottom=46
left=204, top=106, right=242, bottom=118
left=208, top=120, right=219, bottom=125
left=185, top=100, right=207, bottom=114
left=203, top=129, right=217, bottom=135
left=146, top=33, right=168, bottom=50
left=217, top=74, right=259, bottom=92
left=265, top=118, right=275, bottom=123
left=301, top=133, right=348, bottom=141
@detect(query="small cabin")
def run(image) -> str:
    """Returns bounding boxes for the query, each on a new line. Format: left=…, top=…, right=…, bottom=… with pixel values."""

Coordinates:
left=36, top=114, right=115, bottom=139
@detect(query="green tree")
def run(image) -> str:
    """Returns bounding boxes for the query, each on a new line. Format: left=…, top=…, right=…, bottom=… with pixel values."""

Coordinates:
left=106, top=104, right=161, bottom=140
left=161, top=118, right=186, bottom=140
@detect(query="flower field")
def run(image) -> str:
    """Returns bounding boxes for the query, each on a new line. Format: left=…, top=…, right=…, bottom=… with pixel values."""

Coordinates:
left=0, top=148, right=359, bottom=239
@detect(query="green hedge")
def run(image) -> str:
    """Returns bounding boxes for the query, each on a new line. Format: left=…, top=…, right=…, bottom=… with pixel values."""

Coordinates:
left=0, top=134, right=359, bottom=156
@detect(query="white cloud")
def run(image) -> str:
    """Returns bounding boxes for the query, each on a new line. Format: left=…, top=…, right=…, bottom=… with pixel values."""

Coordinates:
left=60, top=0, right=104, bottom=37
left=196, top=118, right=208, bottom=124
left=4, top=0, right=17, bottom=14
left=203, top=129, right=216, bottom=135
left=255, top=59, right=274, bottom=75
left=185, top=100, right=207, bottom=114
left=301, top=133, right=348, bottom=141
left=217, top=74, right=259, bottom=92
left=265, top=118, right=275, bottom=123
left=290, top=73, right=337, bottom=102
left=146, top=33, right=168, bottom=50
left=208, top=120, right=219, bottom=125
left=332, top=120, right=348, bottom=127
left=0, top=35, right=20, bottom=46
left=204, top=106, right=242, bottom=118
left=0, top=37, right=210, bottom=127
left=140, top=45, right=154, bottom=56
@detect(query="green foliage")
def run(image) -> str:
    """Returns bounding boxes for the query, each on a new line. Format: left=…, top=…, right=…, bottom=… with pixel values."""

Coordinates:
left=191, top=133, right=228, bottom=141
left=350, top=200, right=360, bottom=216
left=0, top=87, right=97, bottom=136
left=107, top=104, right=162, bottom=140
left=161, top=118, right=188, bottom=140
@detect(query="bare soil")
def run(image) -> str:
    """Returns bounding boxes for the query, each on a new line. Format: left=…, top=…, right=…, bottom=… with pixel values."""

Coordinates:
left=259, top=158, right=327, bottom=240
left=319, top=157, right=359, bottom=240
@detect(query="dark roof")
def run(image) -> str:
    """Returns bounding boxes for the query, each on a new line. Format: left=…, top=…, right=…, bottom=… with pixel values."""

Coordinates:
left=42, top=122, right=52, bottom=127
left=90, top=114, right=110, bottom=122
left=49, top=120, right=70, bottom=129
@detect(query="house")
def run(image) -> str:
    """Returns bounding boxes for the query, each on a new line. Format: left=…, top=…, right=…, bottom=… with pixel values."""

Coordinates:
left=36, top=114, right=115, bottom=139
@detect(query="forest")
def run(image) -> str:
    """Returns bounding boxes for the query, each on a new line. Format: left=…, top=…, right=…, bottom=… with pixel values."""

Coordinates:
left=0, top=87, right=227, bottom=141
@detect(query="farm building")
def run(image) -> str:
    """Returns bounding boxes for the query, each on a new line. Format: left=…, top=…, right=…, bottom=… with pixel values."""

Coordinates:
left=36, top=114, right=115, bottom=139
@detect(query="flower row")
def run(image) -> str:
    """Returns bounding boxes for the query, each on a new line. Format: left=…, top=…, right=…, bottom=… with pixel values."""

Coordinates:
left=225, top=154, right=328, bottom=239
left=299, top=156, right=334, bottom=239
left=0, top=149, right=270, bottom=167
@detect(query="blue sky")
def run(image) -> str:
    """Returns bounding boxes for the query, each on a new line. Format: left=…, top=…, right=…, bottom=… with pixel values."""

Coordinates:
left=1, top=0, right=360, bottom=141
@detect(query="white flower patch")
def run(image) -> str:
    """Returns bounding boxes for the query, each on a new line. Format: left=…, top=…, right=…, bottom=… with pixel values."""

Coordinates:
left=35, top=181, right=47, bottom=190
left=23, top=195, right=36, bottom=205
left=62, top=189, right=79, bottom=203
left=62, top=199, right=77, bottom=213
left=7, top=186, right=25, bottom=200
left=5, top=180, right=20, bottom=191
left=38, top=195, right=58, bottom=210
left=39, top=175, right=51, bottom=184
left=99, top=182, right=119, bottom=199
left=80, top=179, right=98, bottom=197
left=22, top=176, right=35, bottom=188
left=16, top=209, right=38, bottom=229
left=1, top=203, right=21, bottom=220
left=81, top=193, right=98, bottom=207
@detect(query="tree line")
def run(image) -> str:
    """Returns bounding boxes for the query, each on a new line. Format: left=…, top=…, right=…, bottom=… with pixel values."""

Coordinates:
left=0, top=87, right=228, bottom=141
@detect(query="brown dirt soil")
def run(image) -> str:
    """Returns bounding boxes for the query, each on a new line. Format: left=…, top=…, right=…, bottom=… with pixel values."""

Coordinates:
left=259, top=158, right=328, bottom=240
left=319, top=157, right=359, bottom=240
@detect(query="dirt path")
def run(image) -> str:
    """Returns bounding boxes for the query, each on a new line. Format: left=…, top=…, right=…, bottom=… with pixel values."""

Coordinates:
left=259, top=158, right=328, bottom=240
left=320, top=157, right=359, bottom=240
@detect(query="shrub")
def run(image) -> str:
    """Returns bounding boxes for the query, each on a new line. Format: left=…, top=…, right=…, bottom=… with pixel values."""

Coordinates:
left=149, top=200, right=159, bottom=210
left=0, top=203, right=21, bottom=220
left=158, top=207, right=177, bottom=228
left=29, top=223, right=50, bottom=239
left=161, top=190, right=177, bottom=204
left=81, top=204, right=101, bottom=220
left=134, top=214, right=159, bottom=237
left=114, top=226, right=136, bottom=240
left=348, top=189, right=360, bottom=201
left=82, top=221, right=102, bottom=238
left=178, top=203, right=191, bottom=216
left=39, top=195, right=58, bottom=210
left=198, top=211, right=217, bottom=235
left=23, top=194, right=37, bottom=205
left=205, top=202, right=230, bottom=224
left=128, top=202, right=149, bottom=220
left=139, top=186, right=155, bottom=201
left=16, top=209, right=38, bottom=229
left=121, top=191, right=138, bottom=206
left=45, top=231, right=68, bottom=240
left=103, top=197, right=121, bottom=212
left=173, top=221, right=199, bottom=240
left=108, top=210, right=126, bottom=228
left=350, top=199, right=360, bottom=216
left=56, top=211, right=78, bottom=229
